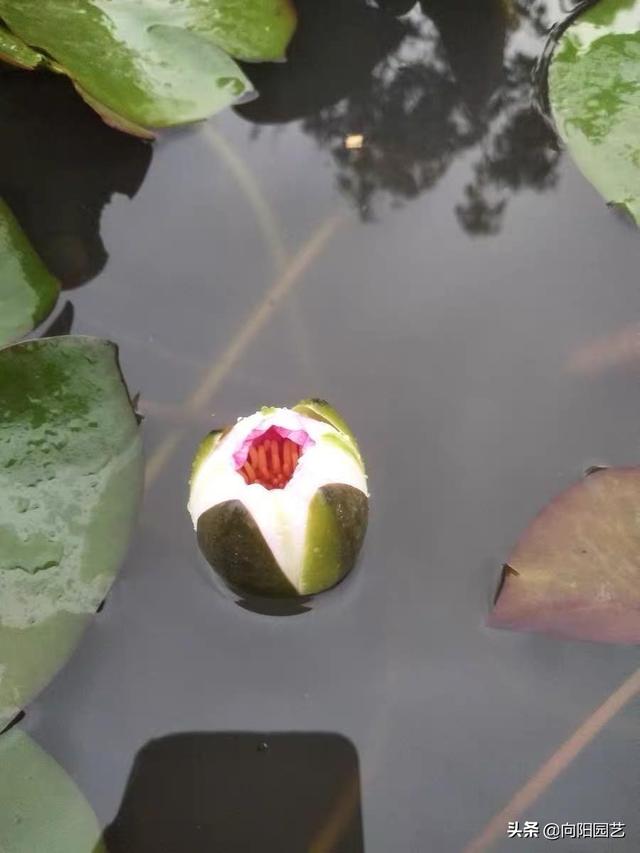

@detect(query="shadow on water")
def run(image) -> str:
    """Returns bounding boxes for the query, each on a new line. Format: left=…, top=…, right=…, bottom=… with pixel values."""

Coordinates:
left=236, top=0, right=561, bottom=234
left=233, top=592, right=313, bottom=616
left=39, top=300, right=75, bottom=338
left=200, top=548, right=366, bottom=618
left=102, top=732, right=364, bottom=853
left=0, top=69, right=152, bottom=291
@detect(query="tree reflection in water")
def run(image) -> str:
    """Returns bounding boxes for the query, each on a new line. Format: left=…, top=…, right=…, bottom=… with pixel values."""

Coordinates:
left=237, top=0, right=562, bottom=235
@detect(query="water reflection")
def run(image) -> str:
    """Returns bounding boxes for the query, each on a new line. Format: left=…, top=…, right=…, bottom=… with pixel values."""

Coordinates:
left=236, top=0, right=561, bottom=234
left=0, top=70, right=151, bottom=290
left=104, top=733, right=364, bottom=853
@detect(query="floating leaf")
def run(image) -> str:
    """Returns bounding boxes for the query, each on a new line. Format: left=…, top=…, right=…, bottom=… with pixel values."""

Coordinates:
left=173, top=0, right=297, bottom=61
left=0, top=729, right=106, bottom=853
left=548, top=0, right=640, bottom=223
left=0, top=23, right=43, bottom=68
left=0, top=200, right=60, bottom=347
left=0, top=0, right=297, bottom=134
left=0, top=337, right=144, bottom=728
left=490, top=468, right=640, bottom=644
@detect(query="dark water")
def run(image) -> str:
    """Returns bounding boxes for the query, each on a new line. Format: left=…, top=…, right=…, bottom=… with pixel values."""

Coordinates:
left=5, top=1, right=639, bottom=850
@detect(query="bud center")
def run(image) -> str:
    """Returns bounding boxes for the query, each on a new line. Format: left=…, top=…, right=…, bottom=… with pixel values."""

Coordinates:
left=238, top=427, right=303, bottom=489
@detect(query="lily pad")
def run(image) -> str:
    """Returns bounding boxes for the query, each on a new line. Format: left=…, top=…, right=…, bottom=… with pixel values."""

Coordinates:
left=0, top=199, right=60, bottom=347
left=0, top=336, right=143, bottom=728
left=0, top=729, right=106, bottom=853
left=548, top=0, right=640, bottom=223
left=0, top=23, right=43, bottom=68
left=490, top=468, right=640, bottom=644
left=0, top=0, right=297, bottom=134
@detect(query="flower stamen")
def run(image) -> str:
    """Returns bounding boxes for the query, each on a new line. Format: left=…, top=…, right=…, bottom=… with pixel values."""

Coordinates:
left=239, top=427, right=305, bottom=489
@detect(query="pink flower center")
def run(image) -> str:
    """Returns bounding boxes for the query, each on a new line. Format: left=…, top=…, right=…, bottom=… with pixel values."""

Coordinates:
left=236, top=426, right=310, bottom=490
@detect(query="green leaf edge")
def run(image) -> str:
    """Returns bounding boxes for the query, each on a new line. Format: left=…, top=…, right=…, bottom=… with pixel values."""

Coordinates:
left=0, top=729, right=106, bottom=853
left=0, top=199, right=60, bottom=346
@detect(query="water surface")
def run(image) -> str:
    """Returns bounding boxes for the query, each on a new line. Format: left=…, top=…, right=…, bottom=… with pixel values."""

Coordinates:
left=9, top=2, right=639, bottom=850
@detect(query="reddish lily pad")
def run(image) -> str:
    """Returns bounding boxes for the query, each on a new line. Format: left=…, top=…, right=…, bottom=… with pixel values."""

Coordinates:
left=490, top=468, right=640, bottom=644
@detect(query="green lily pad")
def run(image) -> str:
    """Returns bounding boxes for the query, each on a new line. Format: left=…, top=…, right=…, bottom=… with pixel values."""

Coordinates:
left=156, top=0, right=297, bottom=62
left=0, top=729, right=106, bottom=853
left=548, top=0, right=640, bottom=223
left=0, top=0, right=297, bottom=134
left=0, top=336, right=143, bottom=729
left=0, top=23, right=43, bottom=68
left=0, top=200, right=60, bottom=347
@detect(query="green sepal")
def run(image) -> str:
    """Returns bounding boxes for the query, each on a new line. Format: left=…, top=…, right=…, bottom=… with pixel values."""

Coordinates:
left=300, top=484, right=369, bottom=596
left=190, top=429, right=226, bottom=485
left=197, top=499, right=298, bottom=598
left=292, top=398, right=363, bottom=464
left=322, top=432, right=363, bottom=467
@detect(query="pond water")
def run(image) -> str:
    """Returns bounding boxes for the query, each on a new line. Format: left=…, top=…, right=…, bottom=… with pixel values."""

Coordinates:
left=3, top=1, right=639, bottom=850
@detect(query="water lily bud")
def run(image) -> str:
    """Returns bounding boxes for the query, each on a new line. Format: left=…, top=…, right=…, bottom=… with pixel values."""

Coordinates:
left=188, top=400, right=369, bottom=598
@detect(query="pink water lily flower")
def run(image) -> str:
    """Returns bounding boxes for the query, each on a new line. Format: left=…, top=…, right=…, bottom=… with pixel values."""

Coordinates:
left=188, top=400, right=369, bottom=598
